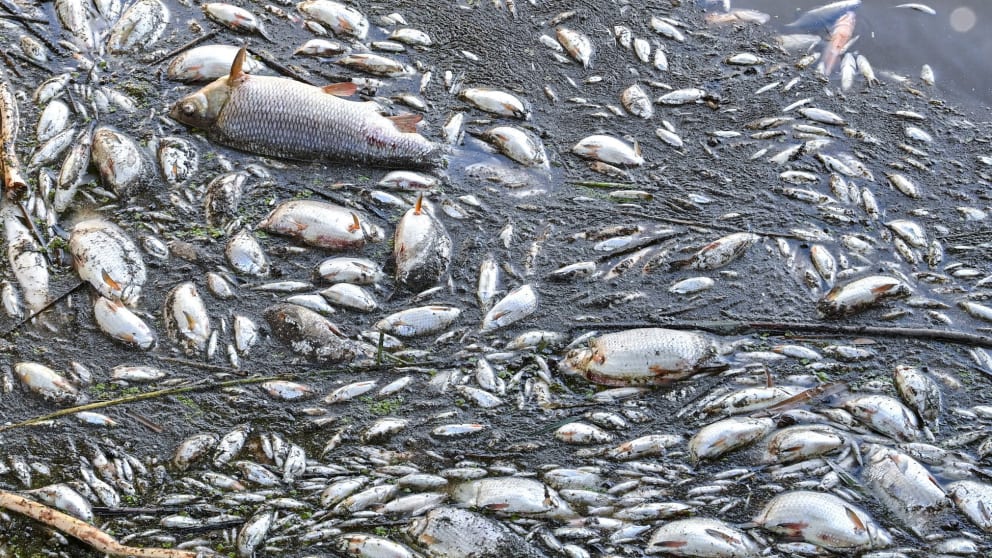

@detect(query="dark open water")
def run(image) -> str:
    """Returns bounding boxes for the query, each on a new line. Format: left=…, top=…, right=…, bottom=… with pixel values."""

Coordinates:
left=727, top=0, right=992, bottom=114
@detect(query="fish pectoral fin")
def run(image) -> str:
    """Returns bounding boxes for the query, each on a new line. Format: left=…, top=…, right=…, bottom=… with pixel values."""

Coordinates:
left=387, top=113, right=423, bottom=134
left=101, top=269, right=123, bottom=292
left=229, top=46, right=248, bottom=82
left=322, top=82, right=358, bottom=97
left=653, top=540, right=687, bottom=548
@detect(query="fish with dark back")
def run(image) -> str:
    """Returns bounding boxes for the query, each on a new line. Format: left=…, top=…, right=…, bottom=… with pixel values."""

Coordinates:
left=169, top=47, right=446, bottom=167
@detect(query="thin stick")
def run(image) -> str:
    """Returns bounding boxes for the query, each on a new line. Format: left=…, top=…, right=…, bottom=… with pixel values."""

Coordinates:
left=568, top=180, right=636, bottom=189
left=0, top=491, right=199, bottom=558
left=0, top=12, right=46, bottom=23
left=248, top=47, right=317, bottom=85
left=0, top=281, right=86, bottom=338
left=147, top=30, right=219, bottom=67
left=0, top=374, right=287, bottom=432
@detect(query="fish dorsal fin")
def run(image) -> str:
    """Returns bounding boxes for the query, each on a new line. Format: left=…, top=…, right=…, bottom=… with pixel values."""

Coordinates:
left=414, top=194, right=424, bottom=215
left=388, top=113, right=423, bottom=134
left=322, top=82, right=358, bottom=97
left=229, top=46, right=247, bottom=82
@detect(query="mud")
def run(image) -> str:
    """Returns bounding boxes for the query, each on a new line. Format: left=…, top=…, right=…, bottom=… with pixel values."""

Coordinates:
left=1, top=0, right=992, bottom=556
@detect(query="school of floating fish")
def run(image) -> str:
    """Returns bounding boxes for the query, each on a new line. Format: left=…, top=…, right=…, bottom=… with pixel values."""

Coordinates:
left=1, top=0, right=992, bottom=556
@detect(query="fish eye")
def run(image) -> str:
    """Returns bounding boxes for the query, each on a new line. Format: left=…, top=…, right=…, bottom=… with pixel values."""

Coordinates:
left=182, top=102, right=196, bottom=115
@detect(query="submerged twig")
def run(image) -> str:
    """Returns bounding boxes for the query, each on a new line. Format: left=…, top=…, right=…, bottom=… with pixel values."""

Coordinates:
left=248, top=47, right=317, bottom=85
left=0, top=491, right=199, bottom=558
left=0, top=281, right=86, bottom=339
left=0, top=374, right=287, bottom=432
left=147, top=29, right=219, bottom=67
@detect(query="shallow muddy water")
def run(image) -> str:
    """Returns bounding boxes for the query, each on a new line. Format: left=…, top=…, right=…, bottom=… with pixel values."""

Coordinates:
left=1, top=0, right=992, bottom=556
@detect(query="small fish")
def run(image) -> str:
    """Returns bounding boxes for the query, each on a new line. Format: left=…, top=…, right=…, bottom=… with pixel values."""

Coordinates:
left=821, top=10, right=856, bottom=76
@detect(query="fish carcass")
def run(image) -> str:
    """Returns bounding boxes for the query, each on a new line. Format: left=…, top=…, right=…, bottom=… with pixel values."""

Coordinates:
left=170, top=47, right=444, bottom=167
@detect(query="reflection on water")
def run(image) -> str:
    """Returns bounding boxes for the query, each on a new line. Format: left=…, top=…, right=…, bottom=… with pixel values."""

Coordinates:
left=721, top=0, right=992, bottom=113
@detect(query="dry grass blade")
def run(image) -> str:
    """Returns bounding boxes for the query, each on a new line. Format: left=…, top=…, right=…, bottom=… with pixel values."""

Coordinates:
left=0, top=491, right=201, bottom=557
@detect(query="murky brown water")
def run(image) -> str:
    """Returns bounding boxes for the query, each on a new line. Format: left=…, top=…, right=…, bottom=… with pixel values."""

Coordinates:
left=1, top=0, right=992, bottom=556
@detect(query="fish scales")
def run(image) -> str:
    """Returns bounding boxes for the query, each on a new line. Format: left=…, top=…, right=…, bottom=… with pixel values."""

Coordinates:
left=214, top=78, right=438, bottom=165
left=171, top=58, right=444, bottom=167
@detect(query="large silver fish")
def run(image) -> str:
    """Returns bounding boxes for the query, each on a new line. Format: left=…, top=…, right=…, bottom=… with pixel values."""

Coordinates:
left=169, top=48, right=444, bottom=167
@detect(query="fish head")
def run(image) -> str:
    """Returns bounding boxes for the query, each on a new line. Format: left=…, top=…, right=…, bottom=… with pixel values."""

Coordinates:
left=559, top=348, right=594, bottom=376
left=169, top=78, right=232, bottom=130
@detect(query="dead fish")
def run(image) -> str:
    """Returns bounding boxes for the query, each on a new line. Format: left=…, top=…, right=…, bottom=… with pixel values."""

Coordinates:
left=294, top=38, right=348, bottom=57
left=947, top=480, right=992, bottom=532
left=168, top=44, right=265, bottom=83
left=453, top=477, right=573, bottom=517
left=54, top=125, right=94, bottom=213
left=394, top=196, right=452, bottom=290
left=483, top=126, right=548, bottom=167
left=647, top=518, right=759, bottom=557
left=170, top=48, right=443, bottom=166
left=3, top=202, right=50, bottom=314
left=259, top=199, right=380, bottom=250
left=620, top=84, right=653, bottom=119
left=36, top=100, right=70, bottom=144
left=93, top=297, right=155, bottom=350
left=164, top=282, right=211, bottom=355
left=817, top=275, right=910, bottom=317
left=70, top=219, right=147, bottom=305
left=886, top=173, right=919, bottom=198
left=689, top=417, right=775, bottom=463
left=674, top=232, right=760, bottom=270
left=798, top=107, right=847, bottom=127
left=91, top=127, right=145, bottom=196
left=14, top=362, right=80, bottom=404
left=375, top=306, right=461, bottom=337
left=156, top=136, right=198, bottom=185
left=861, top=444, right=946, bottom=536
left=297, top=0, right=369, bottom=39
left=203, top=3, right=271, bottom=41
left=336, top=53, right=413, bottom=77
left=844, top=394, right=922, bottom=442
left=893, top=365, right=942, bottom=428
left=650, top=16, right=685, bottom=42
left=316, top=257, right=384, bottom=285
left=265, top=303, right=368, bottom=362
left=459, top=87, right=529, bottom=119
left=55, top=0, right=96, bottom=50
left=408, top=507, right=549, bottom=558
left=204, top=172, right=247, bottom=228
left=754, top=490, right=890, bottom=552
left=225, top=229, right=269, bottom=276
left=572, top=135, right=643, bottom=166
left=560, top=328, right=721, bottom=386
left=556, top=27, right=593, bottom=67
left=321, top=283, right=377, bottom=312
left=657, top=88, right=706, bottom=106
left=107, top=0, right=170, bottom=53
left=481, top=284, right=537, bottom=332
left=821, top=10, right=855, bottom=76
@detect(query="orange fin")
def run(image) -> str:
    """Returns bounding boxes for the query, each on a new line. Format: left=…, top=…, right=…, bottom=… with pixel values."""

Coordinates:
left=347, top=212, right=361, bottom=233
left=230, top=46, right=247, bottom=82
left=388, top=113, right=423, bottom=134
left=844, top=506, right=866, bottom=533
left=183, top=310, right=197, bottom=331
left=101, top=269, right=122, bottom=292
left=414, top=194, right=424, bottom=215
left=322, top=82, right=358, bottom=96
